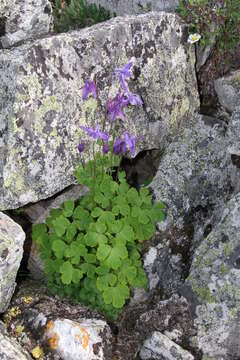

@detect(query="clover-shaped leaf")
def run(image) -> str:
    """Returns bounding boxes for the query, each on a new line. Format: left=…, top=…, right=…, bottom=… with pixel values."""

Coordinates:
left=60, top=261, right=73, bottom=285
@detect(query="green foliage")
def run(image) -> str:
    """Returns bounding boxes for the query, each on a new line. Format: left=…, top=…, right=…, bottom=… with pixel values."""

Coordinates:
left=177, top=0, right=240, bottom=53
left=32, top=154, right=165, bottom=320
left=52, top=0, right=112, bottom=33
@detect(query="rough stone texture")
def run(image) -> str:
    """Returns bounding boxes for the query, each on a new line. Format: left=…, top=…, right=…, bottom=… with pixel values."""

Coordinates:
left=184, top=193, right=240, bottom=359
left=0, top=321, right=31, bottom=360
left=140, top=331, right=194, bottom=360
left=0, top=0, right=53, bottom=48
left=5, top=280, right=112, bottom=360
left=150, top=115, right=234, bottom=235
left=86, top=0, right=179, bottom=15
left=214, top=70, right=240, bottom=113
left=0, top=12, right=199, bottom=210
left=0, top=212, right=25, bottom=313
left=26, top=184, right=89, bottom=279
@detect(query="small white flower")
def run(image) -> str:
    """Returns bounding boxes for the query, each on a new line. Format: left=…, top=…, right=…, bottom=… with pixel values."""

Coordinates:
left=188, top=33, right=201, bottom=44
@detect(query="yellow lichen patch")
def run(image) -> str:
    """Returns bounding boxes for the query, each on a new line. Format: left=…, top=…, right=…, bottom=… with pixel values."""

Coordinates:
left=9, top=306, right=21, bottom=318
left=73, top=324, right=90, bottom=350
left=15, top=325, right=25, bottom=335
left=31, top=346, right=44, bottom=359
left=21, top=296, right=33, bottom=304
left=49, top=332, right=59, bottom=350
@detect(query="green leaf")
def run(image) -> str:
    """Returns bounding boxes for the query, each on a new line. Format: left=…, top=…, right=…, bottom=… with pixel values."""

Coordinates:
left=91, top=207, right=103, bottom=218
left=46, top=208, right=62, bottom=228
left=96, top=265, right=110, bottom=275
left=96, top=274, right=117, bottom=291
left=138, top=210, right=150, bottom=225
left=127, top=188, right=140, bottom=205
left=72, top=268, right=84, bottom=284
left=65, top=223, right=77, bottom=243
left=32, top=223, right=47, bottom=244
left=152, top=202, right=165, bottom=222
left=62, top=200, right=75, bottom=217
left=103, top=284, right=130, bottom=308
left=95, top=221, right=107, bottom=234
left=108, top=220, right=123, bottom=234
left=96, top=244, right=111, bottom=262
left=52, top=240, right=67, bottom=259
left=117, top=225, right=135, bottom=244
left=105, top=244, right=128, bottom=270
left=60, top=261, right=73, bottom=285
left=53, top=216, right=70, bottom=237
left=84, top=253, right=97, bottom=264
left=73, top=207, right=90, bottom=230
left=99, top=211, right=115, bottom=224
left=80, top=263, right=96, bottom=278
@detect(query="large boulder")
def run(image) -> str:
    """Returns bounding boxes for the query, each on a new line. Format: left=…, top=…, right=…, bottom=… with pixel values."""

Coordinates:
left=214, top=70, right=240, bottom=114
left=0, top=12, right=199, bottom=210
left=86, top=0, right=179, bottom=16
left=0, top=0, right=53, bottom=48
left=0, top=212, right=25, bottom=312
left=183, top=193, right=240, bottom=359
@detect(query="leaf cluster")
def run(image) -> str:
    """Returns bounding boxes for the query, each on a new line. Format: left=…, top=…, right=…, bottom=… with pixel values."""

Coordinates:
left=33, top=151, right=164, bottom=320
left=52, top=0, right=112, bottom=33
left=178, top=0, right=240, bottom=53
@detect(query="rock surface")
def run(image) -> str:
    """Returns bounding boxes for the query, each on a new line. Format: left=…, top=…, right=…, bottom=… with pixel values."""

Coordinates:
left=0, top=0, right=53, bottom=48
left=0, top=321, right=31, bottom=360
left=0, top=12, right=199, bottom=210
left=214, top=70, right=240, bottom=113
left=4, top=280, right=112, bottom=360
left=140, top=331, right=194, bottom=360
left=86, top=0, right=179, bottom=15
left=0, top=212, right=25, bottom=312
left=184, top=193, right=240, bottom=359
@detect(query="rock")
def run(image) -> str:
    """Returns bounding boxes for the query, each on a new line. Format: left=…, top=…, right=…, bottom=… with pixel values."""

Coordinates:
left=183, top=193, right=240, bottom=359
left=214, top=70, right=240, bottom=113
left=0, top=212, right=25, bottom=312
left=0, top=321, right=31, bottom=360
left=26, top=184, right=89, bottom=279
left=0, top=0, right=53, bottom=48
left=196, top=23, right=217, bottom=71
left=86, top=0, right=179, bottom=16
left=140, top=331, right=194, bottom=360
left=151, top=115, right=233, bottom=235
left=0, top=12, right=199, bottom=210
left=4, top=280, right=112, bottom=360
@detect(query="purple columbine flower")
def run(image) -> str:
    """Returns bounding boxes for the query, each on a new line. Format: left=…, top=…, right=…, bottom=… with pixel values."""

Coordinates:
left=102, top=143, right=110, bottom=154
left=113, top=138, right=127, bottom=155
left=78, top=142, right=85, bottom=153
left=82, top=80, right=97, bottom=101
left=122, top=92, right=143, bottom=106
left=80, top=124, right=109, bottom=141
left=124, top=132, right=136, bottom=156
left=115, top=62, right=132, bottom=92
left=107, top=93, right=126, bottom=122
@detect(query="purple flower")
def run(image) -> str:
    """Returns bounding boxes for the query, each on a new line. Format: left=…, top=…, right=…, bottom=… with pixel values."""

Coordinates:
left=115, top=62, right=132, bottom=92
left=113, top=138, right=127, bottom=155
left=124, top=132, right=136, bottom=156
left=107, top=93, right=126, bottom=122
left=102, top=143, right=110, bottom=154
left=82, top=80, right=97, bottom=100
left=122, top=92, right=143, bottom=106
left=78, top=142, right=85, bottom=153
left=80, top=124, right=109, bottom=141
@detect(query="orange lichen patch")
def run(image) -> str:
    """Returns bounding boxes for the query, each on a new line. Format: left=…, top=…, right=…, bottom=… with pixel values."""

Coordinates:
left=49, top=332, right=59, bottom=350
left=73, top=324, right=90, bottom=350
left=46, top=320, right=54, bottom=332
left=21, top=296, right=33, bottom=304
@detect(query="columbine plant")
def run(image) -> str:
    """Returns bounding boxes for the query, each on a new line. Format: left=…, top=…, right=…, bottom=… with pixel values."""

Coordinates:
left=32, top=62, right=164, bottom=320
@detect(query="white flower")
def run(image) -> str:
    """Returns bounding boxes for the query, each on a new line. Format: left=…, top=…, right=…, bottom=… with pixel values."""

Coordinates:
left=188, top=33, right=201, bottom=44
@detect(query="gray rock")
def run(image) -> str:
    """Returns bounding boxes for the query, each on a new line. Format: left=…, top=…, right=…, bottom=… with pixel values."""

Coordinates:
left=140, top=331, right=194, bottom=360
left=0, top=12, right=199, bottom=210
left=214, top=70, right=240, bottom=113
left=4, top=280, right=112, bottom=360
left=0, top=0, right=53, bottom=48
left=0, top=212, right=25, bottom=312
left=184, top=193, right=240, bottom=359
left=151, top=115, right=233, bottom=234
left=86, top=1, right=179, bottom=16
left=26, top=184, right=89, bottom=279
left=0, top=321, right=31, bottom=360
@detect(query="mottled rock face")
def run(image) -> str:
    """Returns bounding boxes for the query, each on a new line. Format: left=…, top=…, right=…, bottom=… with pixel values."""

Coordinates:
left=0, top=212, right=25, bottom=312
left=0, top=0, right=53, bottom=48
left=86, top=0, right=179, bottom=16
left=0, top=321, right=31, bottom=360
left=140, top=331, right=194, bottom=360
left=0, top=12, right=199, bottom=210
left=214, top=70, right=240, bottom=113
left=184, top=193, right=240, bottom=359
